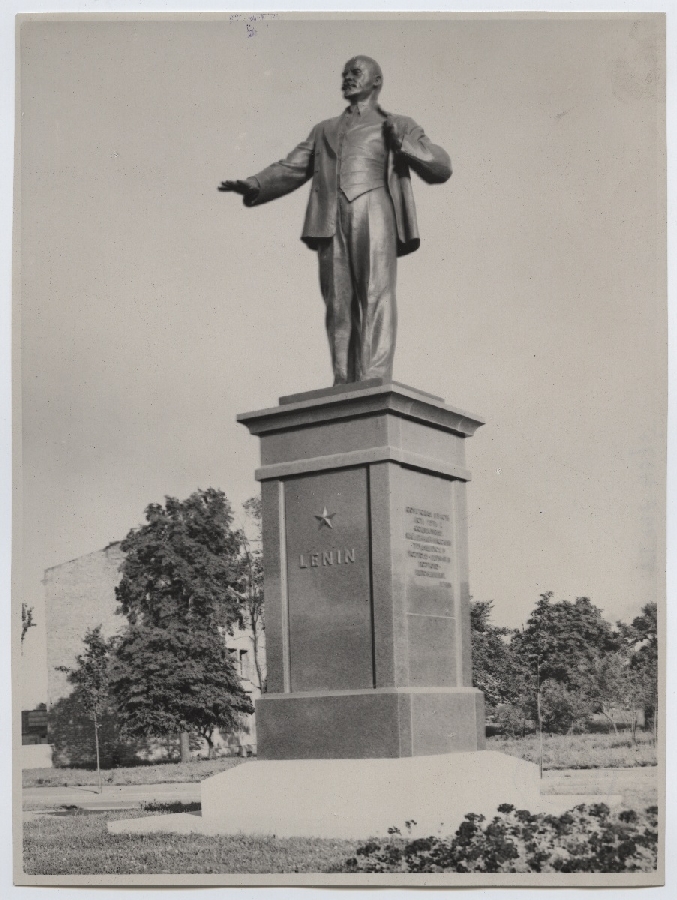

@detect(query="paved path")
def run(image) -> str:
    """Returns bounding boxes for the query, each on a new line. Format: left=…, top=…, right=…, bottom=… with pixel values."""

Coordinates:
left=542, top=766, right=658, bottom=811
left=542, top=766, right=657, bottom=792
left=23, top=781, right=200, bottom=810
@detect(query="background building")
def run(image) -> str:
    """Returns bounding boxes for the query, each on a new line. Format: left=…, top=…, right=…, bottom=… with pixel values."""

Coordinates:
left=41, top=543, right=263, bottom=764
left=44, top=542, right=126, bottom=709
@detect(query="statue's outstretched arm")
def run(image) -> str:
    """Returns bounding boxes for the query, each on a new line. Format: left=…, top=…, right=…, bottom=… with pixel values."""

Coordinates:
left=243, top=128, right=317, bottom=207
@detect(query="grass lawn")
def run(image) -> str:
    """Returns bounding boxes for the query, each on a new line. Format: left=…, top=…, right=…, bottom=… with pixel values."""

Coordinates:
left=23, top=756, right=248, bottom=789
left=488, top=730, right=657, bottom=770
left=23, top=804, right=356, bottom=875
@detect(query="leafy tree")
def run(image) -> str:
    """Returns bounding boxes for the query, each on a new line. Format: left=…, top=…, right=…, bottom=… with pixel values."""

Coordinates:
left=56, top=626, right=112, bottom=792
left=49, top=691, right=147, bottom=771
left=510, top=592, right=620, bottom=734
left=513, top=593, right=620, bottom=689
left=471, top=592, right=658, bottom=741
left=470, top=600, right=522, bottom=713
left=111, top=489, right=253, bottom=759
left=538, top=680, right=593, bottom=734
left=116, top=488, right=243, bottom=629
left=240, top=496, right=266, bottom=693
left=618, top=602, right=658, bottom=736
left=109, top=622, right=253, bottom=757
left=591, top=649, right=633, bottom=735
left=21, top=603, right=36, bottom=644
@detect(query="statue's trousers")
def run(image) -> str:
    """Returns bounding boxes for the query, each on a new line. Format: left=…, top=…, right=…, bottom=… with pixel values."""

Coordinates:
left=317, top=186, right=397, bottom=384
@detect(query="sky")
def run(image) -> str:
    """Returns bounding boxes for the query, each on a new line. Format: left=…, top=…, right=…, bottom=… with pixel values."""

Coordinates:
left=15, top=13, right=666, bottom=711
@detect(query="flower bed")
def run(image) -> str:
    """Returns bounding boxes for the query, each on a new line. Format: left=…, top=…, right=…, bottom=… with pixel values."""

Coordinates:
left=344, top=804, right=658, bottom=873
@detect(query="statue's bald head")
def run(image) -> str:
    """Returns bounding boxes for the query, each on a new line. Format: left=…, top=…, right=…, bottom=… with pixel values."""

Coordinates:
left=342, top=56, right=383, bottom=102
left=351, top=56, right=382, bottom=82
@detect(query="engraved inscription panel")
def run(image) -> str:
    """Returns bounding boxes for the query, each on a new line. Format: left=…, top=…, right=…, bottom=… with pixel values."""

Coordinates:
left=403, top=490, right=454, bottom=619
left=285, top=468, right=373, bottom=692
left=399, top=468, right=456, bottom=686
left=405, top=506, right=452, bottom=583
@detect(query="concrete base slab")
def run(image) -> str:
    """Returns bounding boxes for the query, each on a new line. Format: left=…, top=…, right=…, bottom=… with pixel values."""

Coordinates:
left=201, top=751, right=540, bottom=839
left=109, top=812, right=204, bottom=835
left=107, top=751, right=622, bottom=840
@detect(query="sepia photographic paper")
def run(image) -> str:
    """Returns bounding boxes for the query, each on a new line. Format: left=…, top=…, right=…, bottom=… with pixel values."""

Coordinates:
left=11, top=9, right=667, bottom=889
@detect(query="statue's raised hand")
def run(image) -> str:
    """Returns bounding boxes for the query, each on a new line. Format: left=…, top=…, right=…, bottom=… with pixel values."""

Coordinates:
left=219, top=180, right=254, bottom=197
left=219, top=178, right=260, bottom=204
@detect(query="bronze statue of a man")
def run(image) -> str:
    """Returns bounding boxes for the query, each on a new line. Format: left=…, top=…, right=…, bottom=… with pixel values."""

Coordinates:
left=220, top=56, right=451, bottom=385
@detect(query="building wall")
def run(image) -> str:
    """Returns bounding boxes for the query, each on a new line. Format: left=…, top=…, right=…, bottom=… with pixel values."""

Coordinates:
left=226, top=626, right=265, bottom=750
left=43, top=543, right=264, bottom=754
left=44, top=543, right=126, bottom=708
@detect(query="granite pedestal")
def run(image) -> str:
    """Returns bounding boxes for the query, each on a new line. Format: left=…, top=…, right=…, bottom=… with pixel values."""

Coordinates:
left=109, top=382, right=625, bottom=840
left=237, top=381, right=486, bottom=759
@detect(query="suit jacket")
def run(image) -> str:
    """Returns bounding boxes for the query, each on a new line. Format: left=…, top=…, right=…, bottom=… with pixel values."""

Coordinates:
left=245, top=109, right=451, bottom=257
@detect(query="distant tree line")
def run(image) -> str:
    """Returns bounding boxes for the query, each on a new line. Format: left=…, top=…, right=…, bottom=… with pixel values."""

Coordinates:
left=51, top=488, right=264, bottom=773
left=471, top=592, right=658, bottom=739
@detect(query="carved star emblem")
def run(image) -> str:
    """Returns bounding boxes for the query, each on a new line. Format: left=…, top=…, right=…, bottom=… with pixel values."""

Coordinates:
left=314, top=506, right=336, bottom=529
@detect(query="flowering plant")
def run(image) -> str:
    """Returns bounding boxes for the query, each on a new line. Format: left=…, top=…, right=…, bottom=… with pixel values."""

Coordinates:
left=344, top=804, right=658, bottom=873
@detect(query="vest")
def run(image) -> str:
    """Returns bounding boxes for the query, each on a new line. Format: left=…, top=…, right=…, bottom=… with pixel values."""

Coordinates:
left=338, top=111, right=387, bottom=202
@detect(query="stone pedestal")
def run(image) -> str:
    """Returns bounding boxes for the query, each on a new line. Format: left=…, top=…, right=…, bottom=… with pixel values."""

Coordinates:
left=238, top=381, right=486, bottom=759
left=109, top=383, right=624, bottom=840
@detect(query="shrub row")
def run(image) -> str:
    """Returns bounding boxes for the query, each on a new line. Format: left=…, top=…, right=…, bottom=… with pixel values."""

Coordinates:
left=344, top=804, right=658, bottom=873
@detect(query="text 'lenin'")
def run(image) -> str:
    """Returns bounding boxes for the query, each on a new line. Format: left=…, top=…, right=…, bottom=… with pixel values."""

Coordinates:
left=219, top=56, right=451, bottom=385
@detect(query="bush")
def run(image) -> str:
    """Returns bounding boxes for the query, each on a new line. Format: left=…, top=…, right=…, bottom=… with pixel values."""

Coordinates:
left=539, top=680, right=594, bottom=734
left=491, top=703, right=534, bottom=738
left=343, top=804, right=658, bottom=873
left=49, top=693, right=152, bottom=769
